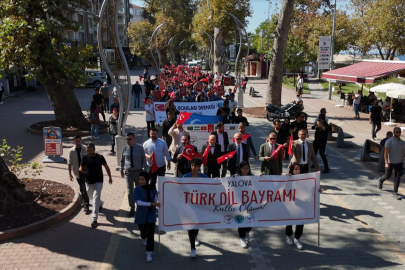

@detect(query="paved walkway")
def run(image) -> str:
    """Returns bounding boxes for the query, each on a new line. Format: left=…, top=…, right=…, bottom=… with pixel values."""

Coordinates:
left=1, top=72, right=405, bottom=269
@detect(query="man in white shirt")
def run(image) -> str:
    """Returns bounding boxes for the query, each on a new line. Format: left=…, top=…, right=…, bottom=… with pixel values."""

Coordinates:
left=229, top=93, right=238, bottom=123
left=289, top=129, right=320, bottom=173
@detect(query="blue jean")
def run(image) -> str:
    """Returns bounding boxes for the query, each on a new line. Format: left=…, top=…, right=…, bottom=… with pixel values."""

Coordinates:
left=134, top=93, right=141, bottom=107
left=353, top=103, right=359, bottom=116
left=91, top=124, right=99, bottom=137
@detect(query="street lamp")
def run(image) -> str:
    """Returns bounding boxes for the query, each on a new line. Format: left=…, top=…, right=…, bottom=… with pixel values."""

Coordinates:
left=328, top=0, right=337, bottom=100
left=150, top=22, right=168, bottom=73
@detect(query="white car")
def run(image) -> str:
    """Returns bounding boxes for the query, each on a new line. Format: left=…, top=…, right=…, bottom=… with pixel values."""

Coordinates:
left=85, top=70, right=106, bottom=88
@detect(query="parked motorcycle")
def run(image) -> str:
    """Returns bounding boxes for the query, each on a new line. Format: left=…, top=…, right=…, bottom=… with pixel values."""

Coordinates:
left=266, top=99, right=307, bottom=122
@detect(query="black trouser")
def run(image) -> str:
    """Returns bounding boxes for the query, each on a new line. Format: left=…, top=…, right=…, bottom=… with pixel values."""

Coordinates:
left=299, top=164, right=309, bottom=174
left=138, top=223, right=156, bottom=252
left=206, top=169, right=220, bottom=178
left=149, top=165, right=166, bottom=186
left=0, top=89, right=3, bottom=102
left=313, top=140, right=329, bottom=170
left=77, top=173, right=89, bottom=206
left=220, top=156, right=228, bottom=177
left=146, top=121, right=155, bottom=137
left=188, top=229, right=199, bottom=250
left=238, top=227, right=251, bottom=238
left=111, top=135, right=116, bottom=151
left=103, top=98, right=109, bottom=113
left=372, top=120, right=381, bottom=138
left=379, top=163, right=403, bottom=193
left=286, top=225, right=304, bottom=240
left=100, top=109, right=106, bottom=122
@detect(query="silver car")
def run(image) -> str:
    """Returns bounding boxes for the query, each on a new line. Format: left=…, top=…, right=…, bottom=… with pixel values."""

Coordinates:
left=85, top=70, right=106, bottom=88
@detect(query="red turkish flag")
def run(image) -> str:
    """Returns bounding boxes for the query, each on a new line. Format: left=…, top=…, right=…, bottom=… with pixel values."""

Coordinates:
left=217, top=151, right=236, bottom=164
left=232, top=134, right=250, bottom=143
left=151, top=151, right=159, bottom=173
left=177, top=112, right=192, bottom=124
left=169, top=91, right=175, bottom=100
left=288, top=135, right=293, bottom=156
left=270, top=145, right=284, bottom=161
left=182, top=145, right=201, bottom=161
left=202, top=145, right=210, bottom=166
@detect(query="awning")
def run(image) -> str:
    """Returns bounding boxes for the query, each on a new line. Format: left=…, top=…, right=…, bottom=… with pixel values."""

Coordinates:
left=321, top=60, right=405, bottom=84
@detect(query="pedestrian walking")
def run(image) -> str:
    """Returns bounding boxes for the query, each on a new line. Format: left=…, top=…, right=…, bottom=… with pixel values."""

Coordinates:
left=380, top=131, right=393, bottom=147
left=314, top=108, right=329, bottom=123
left=182, top=157, right=208, bottom=258
left=289, top=129, right=319, bottom=173
left=89, top=100, right=101, bottom=139
left=110, top=96, right=120, bottom=113
left=234, top=161, right=253, bottom=248
left=100, top=82, right=110, bottom=113
left=145, top=97, right=156, bottom=137
left=68, top=135, right=89, bottom=213
left=143, top=128, right=172, bottom=185
left=378, top=127, right=405, bottom=200
left=353, top=90, right=361, bottom=119
left=121, top=132, right=147, bottom=217
left=161, top=112, right=176, bottom=148
left=289, top=113, right=308, bottom=140
left=0, top=81, right=4, bottom=105
left=272, top=119, right=290, bottom=158
left=132, top=81, right=143, bottom=108
left=108, top=108, right=119, bottom=153
left=172, top=134, right=198, bottom=177
left=238, top=123, right=258, bottom=160
left=296, top=75, right=303, bottom=98
left=285, top=162, right=305, bottom=250
left=233, top=108, right=249, bottom=126
left=312, top=114, right=330, bottom=173
left=168, top=123, right=190, bottom=176
left=134, top=171, right=160, bottom=262
left=201, top=135, right=222, bottom=178
left=93, top=87, right=106, bottom=122
left=211, top=122, right=229, bottom=177
left=369, top=100, right=383, bottom=140
left=259, top=132, right=283, bottom=175
left=227, top=132, right=249, bottom=176
left=79, top=143, right=113, bottom=228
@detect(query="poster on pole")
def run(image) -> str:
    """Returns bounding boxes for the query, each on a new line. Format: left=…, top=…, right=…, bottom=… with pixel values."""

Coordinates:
left=223, top=77, right=231, bottom=86
left=158, top=81, right=165, bottom=90
left=184, top=124, right=238, bottom=151
left=229, top=44, right=236, bottom=62
left=318, top=36, right=331, bottom=70
left=43, top=127, right=63, bottom=156
left=158, top=172, right=320, bottom=232
left=217, top=85, right=225, bottom=96
left=160, top=73, right=165, bottom=80
left=195, top=82, right=203, bottom=92
left=179, top=86, right=187, bottom=96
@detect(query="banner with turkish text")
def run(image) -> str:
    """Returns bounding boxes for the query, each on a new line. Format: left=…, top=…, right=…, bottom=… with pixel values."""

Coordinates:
left=158, top=172, right=321, bottom=232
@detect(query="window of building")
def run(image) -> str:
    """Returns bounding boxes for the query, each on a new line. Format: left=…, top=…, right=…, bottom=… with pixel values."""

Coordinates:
left=88, top=18, right=93, bottom=29
left=88, top=34, right=93, bottom=43
left=68, top=31, right=74, bottom=41
left=79, top=32, right=85, bottom=42
left=78, top=14, right=84, bottom=26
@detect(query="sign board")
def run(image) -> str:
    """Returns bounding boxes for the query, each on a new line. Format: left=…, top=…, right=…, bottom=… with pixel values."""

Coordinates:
left=158, top=81, right=165, bottom=90
left=154, top=90, right=162, bottom=101
left=217, top=85, right=225, bottom=96
left=43, top=127, right=65, bottom=163
left=223, top=77, right=231, bottom=86
left=318, top=36, right=331, bottom=70
left=195, top=82, right=203, bottom=92
left=160, top=73, right=165, bottom=80
left=158, top=172, right=321, bottom=232
left=184, top=124, right=238, bottom=151
left=230, top=44, right=236, bottom=60
left=154, top=101, right=223, bottom=124
left=179, top=86, right=187, bottom=96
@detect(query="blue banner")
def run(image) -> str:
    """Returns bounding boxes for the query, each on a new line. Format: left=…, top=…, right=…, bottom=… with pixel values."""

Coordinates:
left=183, top=114, right=222, bottom=124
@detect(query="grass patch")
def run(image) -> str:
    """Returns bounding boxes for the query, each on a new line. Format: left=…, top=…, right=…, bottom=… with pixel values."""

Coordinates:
left=319, top=81, right=373, bottom=97
left=282, top=76, right=310, bottom=94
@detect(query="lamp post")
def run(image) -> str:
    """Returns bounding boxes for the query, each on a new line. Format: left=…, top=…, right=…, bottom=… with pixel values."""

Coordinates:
left=179, top=40, right=186, bottom=64
left=150, top=22, right=168, bottom=73
left=168, top=34, right=179, bottom=64
left=328, top=0, right=336, bottom=100
left=200, top=31, right=214, bottom=70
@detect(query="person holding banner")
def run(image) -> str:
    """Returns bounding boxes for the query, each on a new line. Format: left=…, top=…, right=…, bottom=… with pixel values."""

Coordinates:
left=201, top=135, right=222, bottom=178
left=259, top=132, right=284, bottom=175
left=164, top=100, right=180, bottom=120
left=271, top=119, right=290, bottom=159
left=144, top=97, right=155, bottom=138
left=238, top=123, right=258, bottom=160
left=233, top=109, right=249, bottom=126
left=168, top=123, right=190, bottom=176
left=182, top=157, right=208, bottom=258
left=229, top=94, right=238, bottom=123
left=289, top=129, right=320, bottom=173
left=143, top=128, right=172, bottom=185
left=162, top=112, right=176, bottom=148
left=227, top=133, right=249, bottom=176
left=134, top=171, right=160, bottom=262
left=172, top=135, right=198, bottom=177
left=211, top=122, right=229, bottom=177
left=285, top=162, right=305, bottom=249
left=217, top=100, right=231, bottom=124
left=234, top=161, right=253, bottom=248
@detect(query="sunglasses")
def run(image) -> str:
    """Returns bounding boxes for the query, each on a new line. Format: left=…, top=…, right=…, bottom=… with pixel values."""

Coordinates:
left=269, top=138, right=276, bottom=140
left=236, top=138, right=242, bottom=140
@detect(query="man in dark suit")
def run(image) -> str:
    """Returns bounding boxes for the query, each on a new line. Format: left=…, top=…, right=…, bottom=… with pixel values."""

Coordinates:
left=259, top=132, right=283, bottom=175
left=202, top=135, right=222, bottom=178
left=172, top=134, right=198, bottom=178
left=289, top=129, right=320, bottom=173
left=211, top=121, right=229, bottom=177
left=238, top=123, right=257, bottom=160
left=227, top=133, right=249, bottom=176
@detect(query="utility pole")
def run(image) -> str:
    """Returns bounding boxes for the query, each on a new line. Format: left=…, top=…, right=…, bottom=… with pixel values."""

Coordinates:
left=328, top=0, right=336, bottom=100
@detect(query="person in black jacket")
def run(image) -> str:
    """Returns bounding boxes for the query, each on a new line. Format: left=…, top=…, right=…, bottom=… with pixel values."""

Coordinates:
left=211, top=122, right=229, bottom=177
left=233, top=108, right=249, bottom=126
left=172, top=135, right=198, bottom=177
left=312, top=114, right=330, bottom=173
left=161, top=112, right=176, bottom=149
left=201, top=135, right=222, bottom=178
left=227, top=133, right=249, bottom=176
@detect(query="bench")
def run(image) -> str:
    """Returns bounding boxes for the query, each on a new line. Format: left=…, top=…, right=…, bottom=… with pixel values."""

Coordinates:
left=328, top=123, right=354, bottom=148
left=360, top=139, right=385, bottom=172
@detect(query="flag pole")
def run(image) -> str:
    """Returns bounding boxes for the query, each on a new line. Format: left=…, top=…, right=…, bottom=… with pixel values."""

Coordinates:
left=318, top=221, right=320, bottom=247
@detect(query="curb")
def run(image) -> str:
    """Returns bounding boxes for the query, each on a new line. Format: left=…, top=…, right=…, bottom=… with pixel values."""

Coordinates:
left=27, top=126, right=107, bottom=137
left=0, top=188, right=81, bottom=242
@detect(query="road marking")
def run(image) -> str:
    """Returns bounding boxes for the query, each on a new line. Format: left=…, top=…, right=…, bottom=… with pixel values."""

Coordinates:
left=391, top=211, right=401, bottom=214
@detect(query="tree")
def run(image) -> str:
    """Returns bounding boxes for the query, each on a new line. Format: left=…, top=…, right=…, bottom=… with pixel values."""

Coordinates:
left=127, top=0, right=196, bottom=67
left=0, top=0, right=96, bottom=129
left=284, top=36, right=308, bottom=85
left=266, top=0, right=295, bottom=106
left=192, top=0, right=252, bottom=73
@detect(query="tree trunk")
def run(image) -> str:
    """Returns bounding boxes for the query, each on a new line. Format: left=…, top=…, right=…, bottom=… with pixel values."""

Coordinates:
left=390, top=48, right=397, bottom=60
left=214, top=27, right=227, bottom=74
left=43, top=79, right=90, bottom=130
left=266, top=0, right=295, bottom=106
left=0, top=157, right=26, bottom=212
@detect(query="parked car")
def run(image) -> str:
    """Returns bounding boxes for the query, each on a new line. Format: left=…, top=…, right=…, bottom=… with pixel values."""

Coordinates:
left=85, top=70, right=106, bottom=88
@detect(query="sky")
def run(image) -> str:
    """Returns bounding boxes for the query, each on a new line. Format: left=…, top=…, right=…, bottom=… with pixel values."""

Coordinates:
left=130, top=0, right=351, bottom=34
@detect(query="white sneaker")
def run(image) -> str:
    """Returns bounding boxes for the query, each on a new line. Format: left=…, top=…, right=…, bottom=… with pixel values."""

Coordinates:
left=146, top=251, right=153, bottom=262
left=190, top=249, right=196, bottom=257
left=294, top=238, right=303, bottom=250
left=195, top=236, right=200, bottom=246
left=286, top=235, right=294, bottom=246
left=246, top=232, right=250, bottom=242
left=143, top=239, right=147, bottom=246
left=240, top=238, right=247, bottom=248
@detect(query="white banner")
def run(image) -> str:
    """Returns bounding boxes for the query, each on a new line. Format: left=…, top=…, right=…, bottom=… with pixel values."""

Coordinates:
left=154, top=101, right=223, bottom=124
left=184, top=124, right=239, bottom=152
left=318, top=36, right=331, bottom=70
left=158, top=173, right=320, bottom=232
